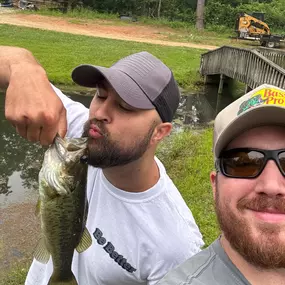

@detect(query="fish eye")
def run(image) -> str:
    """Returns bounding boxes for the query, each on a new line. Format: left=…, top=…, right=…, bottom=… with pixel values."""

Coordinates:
left=80, top=155, right=89, bottom=164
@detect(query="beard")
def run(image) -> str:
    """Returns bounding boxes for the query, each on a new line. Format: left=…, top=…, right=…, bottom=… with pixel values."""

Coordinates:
left=215, top=181, right=285, bottom=269
left=82, top=119, right=157, bottom=168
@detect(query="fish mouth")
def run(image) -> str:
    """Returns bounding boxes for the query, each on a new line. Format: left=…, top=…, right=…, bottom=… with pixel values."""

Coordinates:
left=54, top=135, right=88, bottom=163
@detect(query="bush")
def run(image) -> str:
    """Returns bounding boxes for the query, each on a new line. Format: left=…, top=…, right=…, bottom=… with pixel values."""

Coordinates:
left=205, top=1, right=239, bottom=29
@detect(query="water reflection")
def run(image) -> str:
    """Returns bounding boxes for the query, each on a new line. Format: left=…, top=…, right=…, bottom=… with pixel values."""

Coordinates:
left=0, top=92, right=92, bottom=208
left=0, top=84, right=242, bottom=207
left=0, top=106, right=45, bottom=207
left=175, top=82, right=244, bottom=128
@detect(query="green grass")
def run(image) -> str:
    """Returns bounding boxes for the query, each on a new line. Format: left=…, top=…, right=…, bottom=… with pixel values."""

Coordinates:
left=0, top=263, right=29, bottom=285
left=157, top=128, right=219, bottom=247
left=0, top=24, right=205, bottom=89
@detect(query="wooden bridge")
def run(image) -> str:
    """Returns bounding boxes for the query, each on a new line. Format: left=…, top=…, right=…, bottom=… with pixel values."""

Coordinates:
left=200, top=46, right=285, bottom=92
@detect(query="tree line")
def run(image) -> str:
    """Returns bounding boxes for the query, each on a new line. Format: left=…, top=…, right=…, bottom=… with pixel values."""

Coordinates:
left=79, top=0, right=285, bottom=31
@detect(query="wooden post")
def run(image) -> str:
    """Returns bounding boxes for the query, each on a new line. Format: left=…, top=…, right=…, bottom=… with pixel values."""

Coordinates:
left=184, top=95, right=194, bottom=125
left=244, top=85, right=252, bottom=94
left=216, top=74, right=224, bottom=115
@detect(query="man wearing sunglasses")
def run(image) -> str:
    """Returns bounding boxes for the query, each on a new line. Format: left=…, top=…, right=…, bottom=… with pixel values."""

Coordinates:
left=158, top=83, right=285, bottom=285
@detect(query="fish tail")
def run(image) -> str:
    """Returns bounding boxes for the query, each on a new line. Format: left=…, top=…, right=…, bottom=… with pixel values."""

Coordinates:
left=47, top=272, right=78, bottom=285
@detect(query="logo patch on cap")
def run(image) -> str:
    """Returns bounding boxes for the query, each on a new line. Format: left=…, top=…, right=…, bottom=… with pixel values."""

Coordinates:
left=238, top=87, right=285, bottom=115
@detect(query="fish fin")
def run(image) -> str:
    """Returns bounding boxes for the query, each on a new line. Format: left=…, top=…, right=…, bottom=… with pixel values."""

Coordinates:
left=35, top=198, right=41, bottom=216
left=76, top=227, right=92, bottom=253
left=34, top=238, right=50, bottom=264
left=48, top=272, right=78, bottom=285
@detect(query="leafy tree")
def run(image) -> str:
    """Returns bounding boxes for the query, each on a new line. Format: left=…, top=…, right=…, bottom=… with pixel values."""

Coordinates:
left=56, top=0, right=285, bottom=31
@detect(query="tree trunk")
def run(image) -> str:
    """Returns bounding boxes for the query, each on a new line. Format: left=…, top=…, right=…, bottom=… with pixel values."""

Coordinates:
left=157, top=0, right=162, bottom=18
left=196, top=0, right=205, bottom=30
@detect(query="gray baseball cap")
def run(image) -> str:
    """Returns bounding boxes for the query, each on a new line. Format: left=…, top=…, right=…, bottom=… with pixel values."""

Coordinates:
left=213, top=84, right=285, bottom=159
left=71, top=51, right=180, bottom=122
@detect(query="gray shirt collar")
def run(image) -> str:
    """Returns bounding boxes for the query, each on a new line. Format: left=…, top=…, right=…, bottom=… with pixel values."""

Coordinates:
left=212, top=238, right=252, bottom=285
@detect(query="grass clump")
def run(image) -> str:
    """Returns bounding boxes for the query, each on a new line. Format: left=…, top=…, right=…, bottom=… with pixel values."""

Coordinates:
left=21, top=7, right=118, bottom=20
left=0, top=263, right=29, bottom=285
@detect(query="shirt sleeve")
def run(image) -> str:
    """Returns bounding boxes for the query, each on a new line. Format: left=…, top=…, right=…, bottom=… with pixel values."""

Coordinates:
left=51, top=84, right=89, bottom=138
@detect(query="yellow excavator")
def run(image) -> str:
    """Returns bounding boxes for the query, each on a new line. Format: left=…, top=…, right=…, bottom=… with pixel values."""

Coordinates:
left=236, top=12, right=284, bottom=48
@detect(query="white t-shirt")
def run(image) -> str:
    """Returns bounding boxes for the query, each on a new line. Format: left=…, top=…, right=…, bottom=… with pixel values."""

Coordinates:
left=25, top=86, right=204, bottom=285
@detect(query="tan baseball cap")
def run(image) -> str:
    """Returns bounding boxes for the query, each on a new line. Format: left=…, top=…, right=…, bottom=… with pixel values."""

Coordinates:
left=214, top=84, right=285, bottom=159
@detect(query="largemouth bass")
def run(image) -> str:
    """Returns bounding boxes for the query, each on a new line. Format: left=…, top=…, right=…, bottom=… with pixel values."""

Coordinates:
left=34, top=135, right=92, bottom=285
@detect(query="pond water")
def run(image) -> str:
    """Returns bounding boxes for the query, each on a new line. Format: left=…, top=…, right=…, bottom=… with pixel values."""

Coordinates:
left=0, top=92, right=93, bottom=208
left=0, top=84, right=242, bottom=208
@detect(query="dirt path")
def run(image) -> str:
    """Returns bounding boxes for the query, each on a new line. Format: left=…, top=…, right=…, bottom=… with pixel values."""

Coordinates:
left=0, top=10, right=218, bottom=50
left=0, top=202, right=40, bottom=274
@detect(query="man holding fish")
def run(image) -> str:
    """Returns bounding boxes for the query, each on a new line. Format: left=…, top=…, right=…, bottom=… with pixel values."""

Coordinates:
left=0, top=46, right=204, bottom=285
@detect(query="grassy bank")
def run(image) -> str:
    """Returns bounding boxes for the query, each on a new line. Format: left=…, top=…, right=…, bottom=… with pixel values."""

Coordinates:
left=0, top=24, right=205, bottom=90
left=1, top=128, right=218, bottom=285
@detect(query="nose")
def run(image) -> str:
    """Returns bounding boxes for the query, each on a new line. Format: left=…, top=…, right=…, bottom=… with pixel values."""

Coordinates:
left=89, top=97, right=111, bottom=123
left=254, top=160, right=285, bottom=197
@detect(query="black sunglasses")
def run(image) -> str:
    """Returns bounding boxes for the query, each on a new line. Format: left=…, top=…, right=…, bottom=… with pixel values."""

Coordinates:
left=216, top=148, right=285, bottom=178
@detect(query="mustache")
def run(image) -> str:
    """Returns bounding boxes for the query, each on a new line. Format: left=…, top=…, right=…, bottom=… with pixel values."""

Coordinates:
left=238, top=196, right=285, bottom=213
left=82, top=119, right=108, bottom=137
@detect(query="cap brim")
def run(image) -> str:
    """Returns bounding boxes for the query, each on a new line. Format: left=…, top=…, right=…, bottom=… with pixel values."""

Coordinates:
left=215, top=105, right=285, bottom=158
left=71, top=64, right=154, bottom=110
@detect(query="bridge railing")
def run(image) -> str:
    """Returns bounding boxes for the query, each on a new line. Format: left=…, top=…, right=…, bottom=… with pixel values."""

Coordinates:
left=200, top=46, right=285, bottom=89
left=256, top=47, right=285, bottom=70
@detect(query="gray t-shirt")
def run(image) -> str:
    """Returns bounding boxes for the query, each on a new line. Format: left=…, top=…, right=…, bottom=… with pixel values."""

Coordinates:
left=158, top=239, right=251, bottom=285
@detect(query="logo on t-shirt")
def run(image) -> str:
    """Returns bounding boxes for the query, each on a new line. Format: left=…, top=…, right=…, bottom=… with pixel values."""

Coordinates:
left=93, top=228, right=137, bottom=273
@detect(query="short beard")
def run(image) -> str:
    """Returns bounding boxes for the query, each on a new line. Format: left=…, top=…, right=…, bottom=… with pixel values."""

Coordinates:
left=215, top=179, right=285, bottom=269
left=82, top=119, right=157, bottom=168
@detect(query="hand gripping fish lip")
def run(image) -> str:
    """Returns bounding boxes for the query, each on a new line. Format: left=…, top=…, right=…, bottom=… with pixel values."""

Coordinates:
left=54, top=134, right=88, bottom=163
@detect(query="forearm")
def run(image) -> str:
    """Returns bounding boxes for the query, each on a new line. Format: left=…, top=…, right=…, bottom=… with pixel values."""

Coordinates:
left=0, top=46, right=46, bottom=89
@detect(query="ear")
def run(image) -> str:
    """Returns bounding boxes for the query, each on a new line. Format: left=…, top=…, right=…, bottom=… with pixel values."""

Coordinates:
left=151, top=123, right=172, bottom=144
left=210, top=171, right=217, bottom=200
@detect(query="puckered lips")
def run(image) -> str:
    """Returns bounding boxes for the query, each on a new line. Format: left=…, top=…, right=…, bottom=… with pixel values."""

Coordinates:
left=89, top=123, right=103, bottom=139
